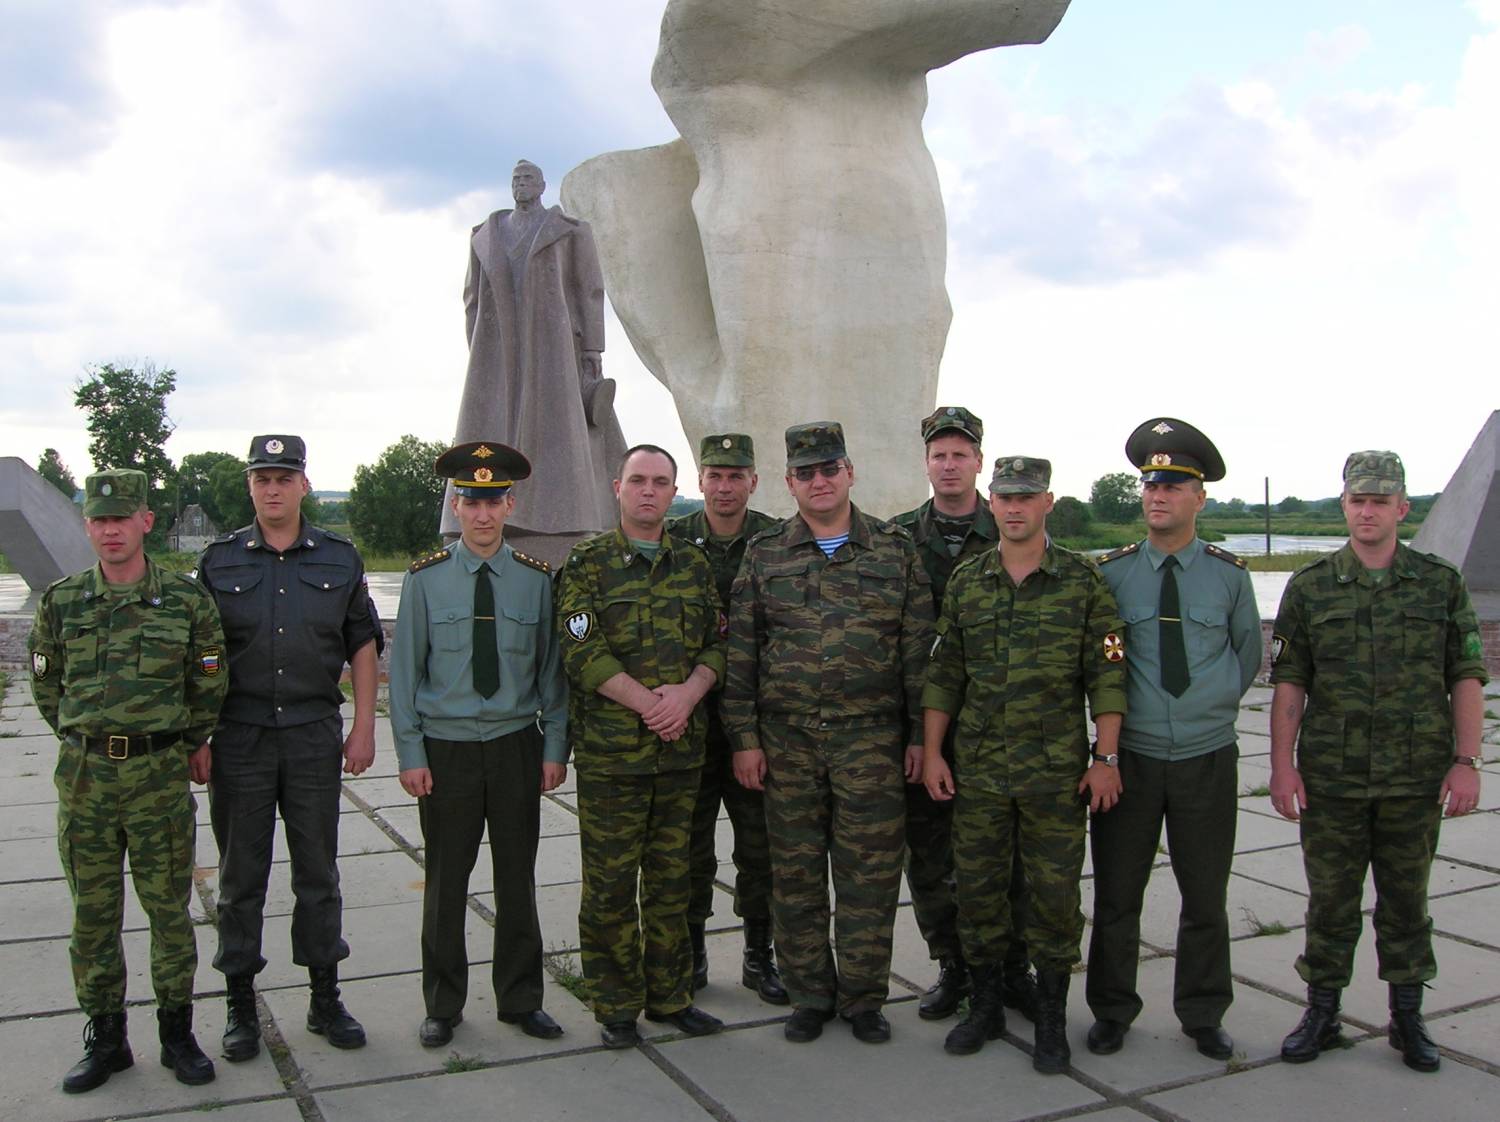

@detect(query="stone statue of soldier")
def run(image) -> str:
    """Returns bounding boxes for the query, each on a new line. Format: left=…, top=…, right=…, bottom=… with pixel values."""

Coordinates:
left=443, top=160, right=627, bottom=567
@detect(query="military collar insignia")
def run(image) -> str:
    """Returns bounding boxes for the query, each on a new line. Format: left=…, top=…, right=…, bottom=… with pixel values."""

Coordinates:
left=565, top=611, right=593, bottom=642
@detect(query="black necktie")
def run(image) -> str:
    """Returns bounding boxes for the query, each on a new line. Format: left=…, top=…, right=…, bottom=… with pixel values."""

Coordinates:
left=1159, top=554, right=1189, bottom=698
left=473, top=562, right=499, bottom=698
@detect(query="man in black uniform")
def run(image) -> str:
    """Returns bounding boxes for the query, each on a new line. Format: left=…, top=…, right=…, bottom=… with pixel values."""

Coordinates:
left=196, top=435, right=384, bottom=1061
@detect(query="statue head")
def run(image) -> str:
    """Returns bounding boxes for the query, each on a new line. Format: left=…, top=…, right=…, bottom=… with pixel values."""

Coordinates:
left=512, top=160, right=545, bottom=205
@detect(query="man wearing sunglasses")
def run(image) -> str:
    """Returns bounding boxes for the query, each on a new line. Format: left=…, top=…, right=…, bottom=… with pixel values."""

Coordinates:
left=725, top=422, right=933, bottom=1045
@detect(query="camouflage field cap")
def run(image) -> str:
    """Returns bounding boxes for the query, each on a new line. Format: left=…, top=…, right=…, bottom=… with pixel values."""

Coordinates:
left=435, top=440, right=531, bottom=497
left=920, top=405, right=983, bottom=445
left=699, top=433, right=755, bottom=468
left=989, top=456, right=1052, bottom=495
left=785, top=421, right=847, bottom=469
left=246, top=435, right=308, bottom=472
left=1342, top=450, right=1405, bottom=495
left=83, top=469, right=149, bottom=517
left=1125, top=417, right=1226, bottom=483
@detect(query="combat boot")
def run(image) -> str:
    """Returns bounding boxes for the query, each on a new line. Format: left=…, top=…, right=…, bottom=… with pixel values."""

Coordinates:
left=918, top=955, right=969, bottom=1020
left=1388, top=983, right=1440, bottom=1073
left=741, top=919, right=789, bottom=1005
left=1280, top=985, right=1342, bottom=1063
left=943, top=967, right=1005, bottom=1055
left=1032, top=970, right=1072, bottom=1074
left=157, top=1005, right=215, bottom=1086
left=307, top=965, right=366, bottom=1049
left=221, top=973, right=260, bottom=1062
left=1000, top=961, right=1040, bottom=1023
left=689, top=923, right=709, bottom=992
left=62, top=1011, right=133, bottom=1094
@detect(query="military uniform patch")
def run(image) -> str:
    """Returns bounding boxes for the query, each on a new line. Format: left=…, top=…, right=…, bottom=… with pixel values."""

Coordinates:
left=565, top=611, right=593, bottom=642
left=1103, top=633, right=1124, bottom=662
left=31, top=651, right=48, bottom=679
left=201, top=647, right=222, bottom=676
left=1271, top=634, right=1287, bottom=663
left=1462, top=631, right=1483, bottom=659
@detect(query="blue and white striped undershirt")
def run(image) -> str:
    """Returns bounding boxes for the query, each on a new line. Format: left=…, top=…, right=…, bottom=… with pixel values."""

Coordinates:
left=814, top=532, right=849, bottom=557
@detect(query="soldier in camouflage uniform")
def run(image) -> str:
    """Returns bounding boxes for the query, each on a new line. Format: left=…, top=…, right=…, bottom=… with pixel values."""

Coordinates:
left=557, top=444, right=727, bottom=1048
left=29, top=469, right=226, bottom=1094
left=893, top=406, right=1036, bottom=1023
left=1270, top=451, right=1487, bottom=1073
left=922, top=456, right=1126, bottom=1073
left=726, top=422, right=933, bottom=1045
left=666, top=433, right=786, bottom=1004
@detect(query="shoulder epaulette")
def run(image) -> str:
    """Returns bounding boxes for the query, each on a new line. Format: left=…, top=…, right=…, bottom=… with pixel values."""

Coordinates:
left=1406, top=546, right=1459, bottom=574
left=513, top=550, right=550, bottom=574
left=1203, top=543, right=1246, bottom=569
left=746, top=523, right=783, bottom=549
left=206, top=530, right=237, bottom=546
left=876, top=518, right=912, bottom=540
left=1098, top=541, right=1140, bottom=564
left=1291, top=553, right=1333, bottom=579
left=320, top=527, right=354, bottom=545
left=44, top=574, right=69, bottom=593
left=891, top=507, right=919, bottom=528
left=408, top=548, right=451, bottom=573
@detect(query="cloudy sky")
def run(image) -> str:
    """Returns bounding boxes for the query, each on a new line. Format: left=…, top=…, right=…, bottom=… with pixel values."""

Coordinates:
left=2, top=0, right=1495, bottom=506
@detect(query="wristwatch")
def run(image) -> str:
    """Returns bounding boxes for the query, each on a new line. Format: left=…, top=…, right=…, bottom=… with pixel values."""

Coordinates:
left=1092, top=752, right=1119, bottom=767
left=1453, top=755, right=1483, bottom=770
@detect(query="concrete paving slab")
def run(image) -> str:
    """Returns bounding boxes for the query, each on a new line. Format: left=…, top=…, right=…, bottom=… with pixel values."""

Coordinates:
left=0, top=1005, right=288, bottom=1122
left=659, top=1001, right=1104, bottom=1122
left=1078, top=867, right=1307, bottom=951
left=0, top=734, right=55, bottom=776
left=1429, top=997, right=1500, bottom=1068
left=1427, top=883, right=1500, bottom=948
left=1435, top=811, right=1500, bottom=870
left=0, top=835, right=63, bottom=883
left=314, top=1048, right=707, bottom=1122
left=150, top=1100, right=303, bottom=1122
left=1145, top=1033, right=1499, bottom=1121
left=0, top=772, right=60, bottom=807
left=0, top=800, right=59, bottom=842
left=339, top=774, right=409, bottom=810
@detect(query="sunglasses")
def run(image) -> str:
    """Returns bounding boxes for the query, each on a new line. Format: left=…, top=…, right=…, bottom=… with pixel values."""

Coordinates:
left=791, top=463, right=844, bottom=482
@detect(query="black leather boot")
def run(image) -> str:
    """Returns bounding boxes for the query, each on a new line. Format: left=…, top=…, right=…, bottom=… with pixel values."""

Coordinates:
left=687, top=922, right=709, bottom=992
left=943, top=967, right=1005, bottom=1055
left=307, top=965, right=366, bottom=1049
left=1032, top=970, right=1071, bottom=1074
left=62, top=1012, right=133, bottom=1094
left=1280, top=985, right=1342, bottom=1063
left=1388, top=983, right=1440, bottom=1073
left=741, top=919, right=789, bottom=1005
left=157, top=1005, right=215, bottom=1086
left=221, top=974, right=260, bottom=1062
left=1000, top=962, right=1040, bottom=1023
left=918, top=955, right=969, bottom=1020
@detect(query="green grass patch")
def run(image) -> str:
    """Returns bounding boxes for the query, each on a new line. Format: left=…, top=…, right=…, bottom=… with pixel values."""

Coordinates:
left=360, top=550, right=427, bottom=573
left=545, top=950, right=589, bottom=1002
left=1240, top=783, right=1270, bottom=799
left=443, top=1052, right=486, bottom=1074
left=1240, top=907, right=1290, bottom=937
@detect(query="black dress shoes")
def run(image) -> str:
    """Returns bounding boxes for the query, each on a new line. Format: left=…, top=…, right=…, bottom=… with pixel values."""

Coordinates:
left=419, top=1012, right=461, bottom=1048
left=1086, top=1019, right=1128, bottom=1055
left=645, top=1005, right=723, bottom=1036
left=783, top=1007, right=835, bottom=1043
left=842, top=1009, right=891, bottom=1043
left=499, top=1009, right=564, bottom=1040
left=600, top=1020, right=641, bottom=1049
left=1186, top=1025, right=1234, bottom=1060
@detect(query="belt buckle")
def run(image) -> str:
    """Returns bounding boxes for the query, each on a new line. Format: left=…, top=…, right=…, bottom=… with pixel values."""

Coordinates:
left=107, top=735, right=130, bottom=760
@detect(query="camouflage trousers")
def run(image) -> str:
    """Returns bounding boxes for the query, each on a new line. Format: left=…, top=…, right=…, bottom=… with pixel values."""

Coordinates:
left=953, top=785, right=1085, bottom=974
left=1296, top=793, right=1441, bottom=988
left=55, top=739, right=198, bottom=1014
left=688, top=726, right=772, bottom=925
left=762, top=721, right=906, bottom=1017
left=577, top=766, right=698, bottom=1023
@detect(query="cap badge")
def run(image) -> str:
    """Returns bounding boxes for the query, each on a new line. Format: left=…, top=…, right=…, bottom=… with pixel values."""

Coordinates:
left=474, top=467, right=493, bottom=483
left=722, top=437, right=733, bottom=449
left=1150, top=453, right=1172, bottom=466
left=99, top=482, right=112, bottom=496
left=1012, top=458, right=1025, bottom=470
left=474, top=445, right=494, bottom=459
left=1151, top=421, right=1173, bottom=435
left=265, top=438, right=284, bottom=454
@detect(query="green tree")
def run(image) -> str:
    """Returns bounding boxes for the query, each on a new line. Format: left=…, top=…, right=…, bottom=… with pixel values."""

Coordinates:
left=1089, top=472, right=1140, bottom=524
left=37, top=448, right=78, bottom=497
left=1277, top=495, right=1306, bottom=514
left=1049, top=495, right=1092, bottom=538
left=348, top=435, right=448, bottom=555
left=73, top=361, right=178, bottom=531
left=177, top=451, right=238, bottom=521
left=206, top=457, right=254, bottom=530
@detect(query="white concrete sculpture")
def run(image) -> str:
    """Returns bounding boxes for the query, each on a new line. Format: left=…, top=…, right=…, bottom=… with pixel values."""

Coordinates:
left=564, top=0, right=1071, bottom=515
left=1412, top=410, right=1500, bottom=591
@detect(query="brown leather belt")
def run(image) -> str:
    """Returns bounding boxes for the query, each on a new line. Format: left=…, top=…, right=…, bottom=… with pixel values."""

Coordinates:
left=72, top=732, right=183, bottom=759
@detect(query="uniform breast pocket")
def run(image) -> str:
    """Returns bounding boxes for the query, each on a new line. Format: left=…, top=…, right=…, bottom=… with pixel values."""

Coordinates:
left=139, top=618, right=190, bottom=678
left=676, top=594, right=712, bottom=647
left=858, top=560, right=903, bottom=610
left=60, top=626, right=101, bottom=685
left=601, top=595, right=642, bottom=646
left=432, top=607, right=473, bottom=653
left=208, top=567, right=264, bottom=632
left=762, top=565, right=808, bottom=621
left=1186, top=605, right=1228, bottom=663
left=1401, top=603, right=1446, bottom=663
left=298, top=563, right=354, bottom=630
left=1309, top=607, right=1356, bottom=661
left=1119, top=603, right=1157, bottom=657
left=957, top=607, right=999, bottom=664
left=500, top=601, right=540, bottom=654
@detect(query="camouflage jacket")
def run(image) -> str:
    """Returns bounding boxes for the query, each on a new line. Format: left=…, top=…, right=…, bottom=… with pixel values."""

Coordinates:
left=556, top=526, right=726, bottom=775
left=1270, top=542, right=1488, bottom=798
left=29, top=559, right=228, bottom=744
left=667, top=508, right=782, bottom=611
left=723, top=504, right=934, bottom=746
left=892, top=494, right=999, bottom=609
left=922, top=543, right=1128, bottom=796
